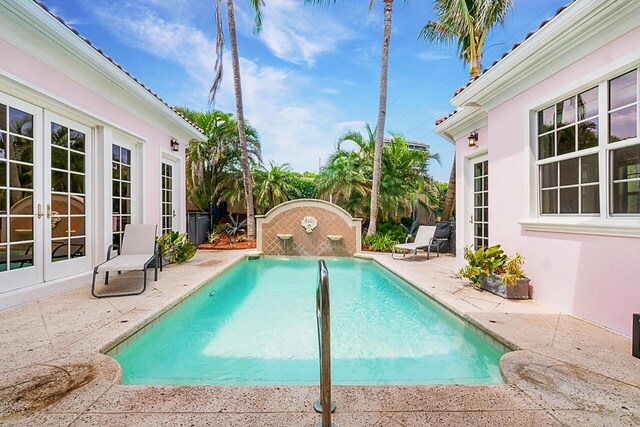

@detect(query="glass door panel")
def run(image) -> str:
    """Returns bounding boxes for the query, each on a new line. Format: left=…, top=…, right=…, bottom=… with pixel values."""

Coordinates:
left=161, top=161, right=174, bottom=235
left=0, top=94, right=43, bottom=289
left=472, top=158, right=489, bottom=250
left=44, top=113, right=91, bottom=281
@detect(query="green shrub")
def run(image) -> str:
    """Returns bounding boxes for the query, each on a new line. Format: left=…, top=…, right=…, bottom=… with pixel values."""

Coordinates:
left=363, top=232, right=398, bottom=252
left=207, top=230, right=221, bottom=244
left=157, top=232, right=197, bottom=263
left=289, top=177, right=318, bottom=199
left=214, top=223, right=227, bottom=234
left=377, top=222, right=407, bottom=242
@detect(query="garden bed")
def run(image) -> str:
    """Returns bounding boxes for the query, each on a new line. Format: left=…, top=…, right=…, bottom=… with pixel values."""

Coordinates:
left=198, top=234, right=256, bottom=250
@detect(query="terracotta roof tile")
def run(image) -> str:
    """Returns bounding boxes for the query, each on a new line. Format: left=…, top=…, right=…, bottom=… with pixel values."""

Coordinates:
left=33, top=0, right=204, bottom=135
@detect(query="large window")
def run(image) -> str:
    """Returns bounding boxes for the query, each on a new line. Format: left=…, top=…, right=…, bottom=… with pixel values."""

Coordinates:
left=112, top=144, right=132, bottom=250
left=536, top=69, right=639, bottom=217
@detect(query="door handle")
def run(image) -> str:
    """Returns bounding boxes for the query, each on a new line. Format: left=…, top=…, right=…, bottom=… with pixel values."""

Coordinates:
left=469, top=215, right=474, bottom=224
left=37, top=204, right=44, bottom=219
left=172, top=209, right=176, bottom=218
left=46, top=204, right=52, bottom=219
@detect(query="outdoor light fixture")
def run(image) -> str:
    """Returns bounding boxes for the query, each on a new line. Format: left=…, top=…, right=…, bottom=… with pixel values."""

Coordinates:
left=170, top=138, right=179, bottom=152
left=633, top=313, right=639, bottom=359
left=468, top=131, right=479, bottom=147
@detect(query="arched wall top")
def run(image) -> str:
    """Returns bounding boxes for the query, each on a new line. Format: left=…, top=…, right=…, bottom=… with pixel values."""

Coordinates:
left=256, top=199, right=362, bottom=226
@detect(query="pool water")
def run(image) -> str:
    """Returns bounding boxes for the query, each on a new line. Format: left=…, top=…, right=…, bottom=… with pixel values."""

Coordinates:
left=114, top=257, right=504, bottom=385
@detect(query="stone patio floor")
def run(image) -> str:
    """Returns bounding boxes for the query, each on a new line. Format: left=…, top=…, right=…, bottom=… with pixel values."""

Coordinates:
left=0, top=249, right=638, bottom=426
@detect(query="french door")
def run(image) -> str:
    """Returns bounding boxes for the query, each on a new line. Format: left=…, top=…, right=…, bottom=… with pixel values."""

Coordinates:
left=0, top=93, right=92, bottom=291
left=470, top=155, right=489, bottom=250
left=161, top=158, right=176, bottom=235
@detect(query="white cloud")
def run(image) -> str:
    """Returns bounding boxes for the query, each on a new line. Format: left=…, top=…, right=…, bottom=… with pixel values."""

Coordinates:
left=88, top=1, right=347, bottom=172
left=416, top=51, right=450, bottom=61
left=236, top=0, right=354, bottom=67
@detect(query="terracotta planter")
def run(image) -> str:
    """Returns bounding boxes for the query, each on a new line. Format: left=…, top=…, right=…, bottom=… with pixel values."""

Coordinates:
left=480, top=274, right=530, bottom=300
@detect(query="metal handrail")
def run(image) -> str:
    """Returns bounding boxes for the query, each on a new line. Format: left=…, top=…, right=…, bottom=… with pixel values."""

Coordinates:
left=314, top=260, right=336, bottom=427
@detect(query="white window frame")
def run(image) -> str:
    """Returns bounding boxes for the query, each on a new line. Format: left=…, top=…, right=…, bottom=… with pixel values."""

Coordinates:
left=520, top=59, right=640, bottom=238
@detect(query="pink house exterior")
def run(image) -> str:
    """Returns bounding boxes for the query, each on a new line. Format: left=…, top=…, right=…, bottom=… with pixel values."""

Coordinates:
left=435, top=0, right=640, bottom=337
left=0, top=1, right=204, bottom=308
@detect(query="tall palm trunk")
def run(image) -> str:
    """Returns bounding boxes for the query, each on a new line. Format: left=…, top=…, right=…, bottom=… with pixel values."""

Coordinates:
left=226, top=0, right=256, bottom=238
left=441, top=159, right=455, bottom=220
left=367, top=0, right=393, bottom=237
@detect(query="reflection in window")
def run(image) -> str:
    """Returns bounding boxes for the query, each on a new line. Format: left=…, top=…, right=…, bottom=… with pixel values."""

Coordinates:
left=112, top=144, right=133, bottom=250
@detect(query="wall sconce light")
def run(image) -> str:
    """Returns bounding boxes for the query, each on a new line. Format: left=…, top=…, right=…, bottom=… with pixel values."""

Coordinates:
left=170, top=138, right=179, bottom=152
left=468, top=131, right=479, bottom=148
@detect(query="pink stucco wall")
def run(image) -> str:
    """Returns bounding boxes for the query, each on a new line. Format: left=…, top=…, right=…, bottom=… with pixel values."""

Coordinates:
left=0, top=38, right=187, bottom=234
left=455, top=28, right=640, bottom=336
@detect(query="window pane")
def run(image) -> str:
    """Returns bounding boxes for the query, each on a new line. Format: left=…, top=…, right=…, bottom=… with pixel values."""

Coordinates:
left=51, top=194, right=69, bottom=215
left=10, top=217, right=33, bottom=242
left=559, top=158, right=578, bottom=186
left=112, top=163, right=120, bottom=180
left=51, top=146, right=68, bottom=170
left=71, top=195, right=85, bottom=215
left=609, top=70, right=637, bottom=110
left=613, top=181, right=639, bottom=214
left=9, top=190, right=32, bottom=214
left=0, top=132, right=6, bottom=159
left=70, top=237, right=85, bottom=258
left=577, top=119, right=598, bottom=150
left=70, top=151, right=84, bottom=173
left=51, top=123, right=68, bottom=147
left=541, top=189, right=558, bottom=214
left=121, top=148, right=131, bottom=165
left=9, top=108, right=33, bottom=137
left=538, top=107, right=555, bottom=134
left=609, top=105, right=637, bottom=143
left=557, top=97, right=576, bottom=127
left=559, top=187, right=579, bottom=213
left=581, top=154, right=599, bottom=183
left=113, top=198, right=120, bottom=214
left=577, top=87, right=598, bottom=120
left=112, top=145, right=121, bottom=162
left=612, top=145, right=640, bottom=181
left=0, top=104, right=6, bottom=131
left=70, top=173, right=84, bottom=194
left=538, top=133, right=555, bottom=159
left=9, top=136, right=33, bottom=163
left=540, top=162, right=557, bottom=188
left=557, top=127, right=576, bottom=155
left=69, top=130, right=85, bottom=153
left=581, top=185, right=599, bottom=214
left=9, top=242, right=34, bottom=269
left=0, top=162, right=5, bottom=187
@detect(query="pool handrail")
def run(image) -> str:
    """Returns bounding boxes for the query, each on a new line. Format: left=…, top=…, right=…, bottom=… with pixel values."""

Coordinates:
left=315, top=260, right=336, bottom=427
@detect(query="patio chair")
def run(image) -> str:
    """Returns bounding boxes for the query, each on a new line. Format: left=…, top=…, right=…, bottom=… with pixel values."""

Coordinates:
left=91, top=224, right=160, bottom=298
left=392, top=225, right=436, bottom=260
left=422, top=221, right=453, bottom=260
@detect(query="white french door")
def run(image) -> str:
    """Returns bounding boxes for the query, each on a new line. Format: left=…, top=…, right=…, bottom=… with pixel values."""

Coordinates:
left=468, top=154, right=489, bottom=250
left=0, top=93, right=92, bottom=292
left=43, top=112, right=92, bottom=281
left=161, top=158, right=177, bottom=235
left=0, top=93, right=43, bottom=290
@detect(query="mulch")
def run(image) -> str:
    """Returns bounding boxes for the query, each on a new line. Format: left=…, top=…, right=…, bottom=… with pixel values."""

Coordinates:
left=198, top=234, right=256, bottom=250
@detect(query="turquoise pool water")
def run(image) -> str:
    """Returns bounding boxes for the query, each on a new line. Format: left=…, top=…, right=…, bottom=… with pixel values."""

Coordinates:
left=114, top=257, right=503, bottom=385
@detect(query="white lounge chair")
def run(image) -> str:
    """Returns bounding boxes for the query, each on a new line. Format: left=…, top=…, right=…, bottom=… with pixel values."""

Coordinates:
left=392, top=225, right=436, bottom=260
left=91, top=224, right=160, bottom=298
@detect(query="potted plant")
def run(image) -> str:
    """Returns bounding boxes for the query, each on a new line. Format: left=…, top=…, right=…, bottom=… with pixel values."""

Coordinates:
left=459, top=245, right=530, bottom=299
left=157, top=232, right=197, bottom=264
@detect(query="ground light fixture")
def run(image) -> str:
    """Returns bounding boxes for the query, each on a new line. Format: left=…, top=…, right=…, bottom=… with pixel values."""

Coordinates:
left=170, top=138, right=179, bottom=152
left=468, top=131, right=479, bottom=147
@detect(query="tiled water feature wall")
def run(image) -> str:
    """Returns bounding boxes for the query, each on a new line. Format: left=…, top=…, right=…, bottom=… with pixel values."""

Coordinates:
left=256, top=199, right=362, bottom=256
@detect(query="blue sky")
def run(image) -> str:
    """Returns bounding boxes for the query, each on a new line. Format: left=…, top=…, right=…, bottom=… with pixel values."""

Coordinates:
left=45, top=0, right=567, bottom=182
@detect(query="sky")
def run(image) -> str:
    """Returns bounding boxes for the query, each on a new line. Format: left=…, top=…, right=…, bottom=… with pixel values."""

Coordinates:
left=44, top=0, right=568, bottom=182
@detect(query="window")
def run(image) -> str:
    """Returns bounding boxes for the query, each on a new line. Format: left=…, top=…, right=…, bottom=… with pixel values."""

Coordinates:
left=161, top=162, right=173, bottom=235
left=112, top=144, right=132, bottom=250
left=536, top=69, right=639, bottom=217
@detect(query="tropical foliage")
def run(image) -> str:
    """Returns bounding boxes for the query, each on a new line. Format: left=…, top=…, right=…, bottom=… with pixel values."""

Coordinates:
left=459, top=245, right=526, bottom=287
left=363, top=232, right=398, bottom=252
left=316, top=124, right=441, bottom=223
left=157, top=232, right=197, bottom=263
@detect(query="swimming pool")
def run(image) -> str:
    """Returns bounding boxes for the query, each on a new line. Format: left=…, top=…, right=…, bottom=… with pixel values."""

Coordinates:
left=113, top=257, right=504, bottom=385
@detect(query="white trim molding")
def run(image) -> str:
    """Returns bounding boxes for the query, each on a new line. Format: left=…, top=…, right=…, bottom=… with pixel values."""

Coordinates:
left=519, top=217, right=640, bottom=238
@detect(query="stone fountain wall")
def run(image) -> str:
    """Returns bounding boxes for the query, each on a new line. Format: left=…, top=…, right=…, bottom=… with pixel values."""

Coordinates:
left=256, top=199, right=362, bottom=256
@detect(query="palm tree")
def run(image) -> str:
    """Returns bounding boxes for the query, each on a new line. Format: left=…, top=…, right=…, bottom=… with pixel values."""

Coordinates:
left=306, top=0, right=395, bottom=236
left=210, top=0, right=264, bottom=239
left=420, top=0, right=513, bottom=221
left=176, top=108, right=261, bottom=212
left=253, top=161, right=298, bottom=213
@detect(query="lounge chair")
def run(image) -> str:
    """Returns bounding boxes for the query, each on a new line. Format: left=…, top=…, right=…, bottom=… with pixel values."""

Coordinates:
left=392, top=225, right=436, bottom=260
left=91, top=224, right=160, bottom=298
